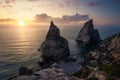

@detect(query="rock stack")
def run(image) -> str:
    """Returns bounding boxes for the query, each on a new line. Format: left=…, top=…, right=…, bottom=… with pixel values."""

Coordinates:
left=76, top=19, right=101, bottom=46
left=38, top=21, right=70, bottom=63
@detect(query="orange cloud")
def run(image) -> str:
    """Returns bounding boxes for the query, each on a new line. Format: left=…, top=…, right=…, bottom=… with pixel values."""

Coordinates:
left=34, top=13, right=89, bottom=23
left=0, top=18, right=15, bottom=22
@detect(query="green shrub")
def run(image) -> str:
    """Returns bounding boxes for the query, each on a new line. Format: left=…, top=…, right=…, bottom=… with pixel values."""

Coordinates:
left=99, top=63, right=120, bottom=77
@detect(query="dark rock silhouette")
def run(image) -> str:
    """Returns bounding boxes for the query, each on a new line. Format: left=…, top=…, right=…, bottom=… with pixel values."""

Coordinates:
left=19, top=66, right=33, bottom=76
left=46, top=21, right=60, bottom=39
left=76, top=19, right=101, bottom=46
left=38, top=21, right=70, bottom=63
left=19, top=67, right=28, bottom=75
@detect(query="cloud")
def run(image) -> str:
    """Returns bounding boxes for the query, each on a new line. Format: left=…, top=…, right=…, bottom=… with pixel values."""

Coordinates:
left=0, top=0, right=15, bottom=9
left=62, top=13, right=89, bottom=21
left=2, top=5, right=12, bottom=8
left=34, top=13, right=51, bottom=22
left=57, top=0, right=79, bottom=8
left=0, top=18, right=15, bottom=22
left=34, top=13, right=89, bottom=26
left=27, top=0, right=38, bottom=1
left=87, top=1, right=102, bottom=7
left=64, top=0, right=71, bottom=6
left=5, top=0, right=15, bottom=4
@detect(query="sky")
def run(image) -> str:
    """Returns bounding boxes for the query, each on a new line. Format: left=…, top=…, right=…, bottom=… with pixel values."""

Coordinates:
left=0, top=0, right=120, bottom=26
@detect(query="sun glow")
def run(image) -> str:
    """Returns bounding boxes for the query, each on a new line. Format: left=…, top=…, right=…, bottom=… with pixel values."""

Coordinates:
left=19, top=20, right=24, bottom=26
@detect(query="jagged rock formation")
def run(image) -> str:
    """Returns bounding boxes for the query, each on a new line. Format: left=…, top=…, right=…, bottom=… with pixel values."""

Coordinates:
left=99, top=32, right=120, bottom=51
left=76, top=19, right=101, bottom=46
left=15, top=68, right=75, bottom=80
left=99, top=32, right=120, bottom=60
left=38, top=21, right=70, bottom=63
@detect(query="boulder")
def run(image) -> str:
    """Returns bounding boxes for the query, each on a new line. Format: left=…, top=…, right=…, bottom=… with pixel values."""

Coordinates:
left=50, top=61, right=82, bottom=75
left=89, top=51, right=113, bottom=64
left=89, top=51, right=100, bottom=60
left=19, top=67, right=28, bottom=75
left=19, top=66, right=33, bottom=76
left=89, top=60, right=98, bottom=66
left=38, top=21, right=70, bottom=63
left=76, top=19, right=101, bottom=46
left=34, top=68, right=74, bottom=80
left=16, top=68, right=75, bottom=80
left=110, top=49, right=120, bottom=61
left=94, top=71, right=106, bottom=80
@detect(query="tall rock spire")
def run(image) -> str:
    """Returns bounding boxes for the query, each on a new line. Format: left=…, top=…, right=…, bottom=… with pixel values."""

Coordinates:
left=38, top=21, right=70, bottom=66
left=76, top=19, right=101, bottom=46
left=46, top=21, right=60, bottom=39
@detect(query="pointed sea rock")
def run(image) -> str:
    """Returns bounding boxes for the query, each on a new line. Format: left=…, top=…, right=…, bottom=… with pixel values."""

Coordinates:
left=76, top=19, right=101, bottom=46
left=38, top=21, right=70, bottom=63
left=46, top=21, right=60, bottom=39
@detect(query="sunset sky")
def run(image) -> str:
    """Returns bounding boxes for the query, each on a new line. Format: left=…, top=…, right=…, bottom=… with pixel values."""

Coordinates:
left=0, top=0, right=120, bottom=26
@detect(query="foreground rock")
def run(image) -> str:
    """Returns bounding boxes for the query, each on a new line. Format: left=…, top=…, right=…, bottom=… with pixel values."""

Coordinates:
left=15, top=68, right=75, bottom=80
left=99, top=32, right=120, bottom=61
left=38, top=21, right=70, bottom=65
left=76, top=19, right=101, bottom=46
left=19, top=66, right=33, bottom=76
left=13, top=59, right=83, bottom=80
left=50, top=61, right=82, bottom=75
left=79, top=32, right=120, bottom=80
left=73, top=32, right=120, bottom=80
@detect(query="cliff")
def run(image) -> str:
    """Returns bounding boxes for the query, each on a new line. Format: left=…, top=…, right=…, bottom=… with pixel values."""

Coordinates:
left=99, top=32, right=120, bottom=61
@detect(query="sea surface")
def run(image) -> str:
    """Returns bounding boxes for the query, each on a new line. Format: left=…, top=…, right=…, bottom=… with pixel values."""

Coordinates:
left=0, top=24, right=120, bottom=79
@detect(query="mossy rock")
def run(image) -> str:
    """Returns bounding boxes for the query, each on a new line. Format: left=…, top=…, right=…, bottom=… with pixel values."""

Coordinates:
left=99, top=63, right=120, bottom=77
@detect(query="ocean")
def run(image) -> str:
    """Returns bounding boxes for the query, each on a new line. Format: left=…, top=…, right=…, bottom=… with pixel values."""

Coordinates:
left=0, top=24, right=120, bottom=79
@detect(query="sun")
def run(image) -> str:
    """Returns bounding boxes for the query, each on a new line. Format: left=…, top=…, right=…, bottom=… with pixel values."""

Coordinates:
left=18, top=20, right=24, bottom=26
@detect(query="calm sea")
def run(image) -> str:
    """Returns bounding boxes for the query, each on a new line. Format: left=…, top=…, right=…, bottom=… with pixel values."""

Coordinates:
left=0, top=24, right=120, bottom=79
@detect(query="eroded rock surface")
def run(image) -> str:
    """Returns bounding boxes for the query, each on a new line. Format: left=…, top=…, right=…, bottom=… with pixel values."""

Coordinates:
left=76, top=19, right=101, bottom=46
left=15, top=68, right=75, bottom=80
left=99, top=32, right=120, bottom=61
left=38, top=21, right=70, bottom=63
